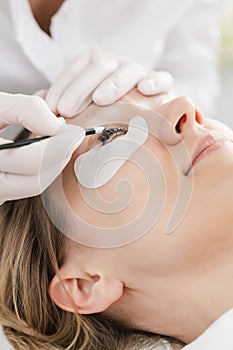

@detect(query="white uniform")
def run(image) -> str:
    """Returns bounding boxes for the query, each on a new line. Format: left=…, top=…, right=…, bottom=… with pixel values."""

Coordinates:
left=0, top=0, right=223, bottom=115
left=0, top=325, right=13, bottom=350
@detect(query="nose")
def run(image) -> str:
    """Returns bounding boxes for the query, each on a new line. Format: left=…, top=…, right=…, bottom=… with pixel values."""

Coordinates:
left=155, top=96, right=204, bottom=146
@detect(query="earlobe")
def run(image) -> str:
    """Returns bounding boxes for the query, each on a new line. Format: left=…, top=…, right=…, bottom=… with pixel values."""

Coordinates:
left=49, top=271, right=124, bottom=315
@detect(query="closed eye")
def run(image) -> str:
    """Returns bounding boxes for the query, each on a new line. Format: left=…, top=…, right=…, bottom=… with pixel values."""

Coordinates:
left=99, top=126, right=127, bottom=145
left=83, top=124, right=128, bottom=154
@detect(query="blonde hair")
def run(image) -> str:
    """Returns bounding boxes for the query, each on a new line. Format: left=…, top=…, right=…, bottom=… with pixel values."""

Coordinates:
left=0, top=196, right=184, bottom=350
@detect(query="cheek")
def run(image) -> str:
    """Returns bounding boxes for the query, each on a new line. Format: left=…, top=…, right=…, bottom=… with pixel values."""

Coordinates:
left=66, top=160, right=150, bottom=228
left=204, top=118, right=233, bottom=141
left=119, top=88, right=167, bottom=109
left=62, top=133, right=185, bottom=254
left=65, top=132, right=181, bottom=230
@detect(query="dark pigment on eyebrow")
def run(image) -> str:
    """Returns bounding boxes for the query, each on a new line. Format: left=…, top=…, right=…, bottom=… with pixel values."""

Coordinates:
left=99, top=126, right=127, bottom=144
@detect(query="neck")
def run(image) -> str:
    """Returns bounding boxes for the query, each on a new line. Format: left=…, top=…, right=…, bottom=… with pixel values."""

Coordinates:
left=129, top=251, right=233, bottom=344
left=29, top=0, right=65, bottom=34
left=112, top=224, right=233, bottom=345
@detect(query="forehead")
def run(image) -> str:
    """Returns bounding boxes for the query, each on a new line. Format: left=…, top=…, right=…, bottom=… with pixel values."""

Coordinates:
left=66, top=102, right=159, bottom=129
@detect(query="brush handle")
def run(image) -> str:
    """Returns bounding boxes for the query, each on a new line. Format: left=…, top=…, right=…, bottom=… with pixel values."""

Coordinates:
left=0, top=126, right=106, bottom=150
left=0, top=136, right=49, bottom=150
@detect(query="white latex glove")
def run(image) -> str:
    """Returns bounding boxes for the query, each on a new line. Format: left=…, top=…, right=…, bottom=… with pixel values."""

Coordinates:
left=45, top=48, right=173, bottom=117
left=0, top=93, right=85, bottom=205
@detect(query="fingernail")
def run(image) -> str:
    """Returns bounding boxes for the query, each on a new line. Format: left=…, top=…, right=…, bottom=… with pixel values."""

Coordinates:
left=93, top=81, right=119, bottom=105
left=139, top=74, right=174, bottom=95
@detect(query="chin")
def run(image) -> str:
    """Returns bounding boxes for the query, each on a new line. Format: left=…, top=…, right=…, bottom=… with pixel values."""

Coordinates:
left=191, top=144, right=233, bottom=210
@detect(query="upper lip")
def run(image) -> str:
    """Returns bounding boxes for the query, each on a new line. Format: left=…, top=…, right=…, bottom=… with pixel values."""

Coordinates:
left=185, top=131, right=228, bottom=175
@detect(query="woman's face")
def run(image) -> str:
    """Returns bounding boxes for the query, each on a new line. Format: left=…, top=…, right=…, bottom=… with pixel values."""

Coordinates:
left=50, top=91, right=233, bottom=337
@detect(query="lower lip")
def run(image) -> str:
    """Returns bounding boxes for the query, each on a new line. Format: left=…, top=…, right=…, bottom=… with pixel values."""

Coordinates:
left=192, top=140, right=227, bottom=169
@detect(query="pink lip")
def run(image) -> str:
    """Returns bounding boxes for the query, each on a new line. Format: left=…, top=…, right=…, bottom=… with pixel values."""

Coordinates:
left=186, top=132, right=228, bottom=175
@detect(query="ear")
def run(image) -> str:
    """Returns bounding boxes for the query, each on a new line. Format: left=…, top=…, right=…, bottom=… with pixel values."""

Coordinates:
left=49, top=263, right=124, bottom=314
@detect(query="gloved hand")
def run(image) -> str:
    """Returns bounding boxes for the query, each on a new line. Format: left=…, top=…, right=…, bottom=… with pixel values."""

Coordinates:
left=0, top=92, right=85, bottom=205
left=45, top=48, right=174, bottom=117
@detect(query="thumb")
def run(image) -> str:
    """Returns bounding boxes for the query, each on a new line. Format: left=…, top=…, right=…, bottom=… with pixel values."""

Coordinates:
left=0, top=124, right=85, bottom=175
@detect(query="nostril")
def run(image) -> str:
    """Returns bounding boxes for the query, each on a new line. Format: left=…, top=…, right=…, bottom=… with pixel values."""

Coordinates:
left=175, top=114, right=187, bottom=133
left=195, top=109, right=204, bottom=124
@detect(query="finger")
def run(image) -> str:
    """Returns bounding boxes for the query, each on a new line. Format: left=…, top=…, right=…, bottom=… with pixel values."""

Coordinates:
left=34, top=89, right=48, bottom=99
left=137, top=71, right=174, bottom=96
left=0, top=159, right=71, bottom=201
left=55, top=58, right=119, bottom=117
left=0, top=93, right=65, bottom=136
left=46, top=52, right=91, bottom=113
left=0, top=138, right=13, bottom=145
left=0, top=124, right=85, bottom=175
left=92, top=61, right=146, bottom=105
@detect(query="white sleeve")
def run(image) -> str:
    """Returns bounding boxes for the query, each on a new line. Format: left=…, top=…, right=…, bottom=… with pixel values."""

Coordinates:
left=156, top=0, right=225, bottom=116
left=0, top=325, right=13, bottom=350
left=182, top=307, right=233, bottom=350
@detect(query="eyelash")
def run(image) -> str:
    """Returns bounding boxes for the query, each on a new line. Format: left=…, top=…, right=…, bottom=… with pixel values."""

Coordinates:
left=99, top=126, right=127, bottom=145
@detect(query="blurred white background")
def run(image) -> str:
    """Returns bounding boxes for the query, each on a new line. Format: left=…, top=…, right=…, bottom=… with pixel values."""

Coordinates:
left=214, top=0, right=233, bottom=128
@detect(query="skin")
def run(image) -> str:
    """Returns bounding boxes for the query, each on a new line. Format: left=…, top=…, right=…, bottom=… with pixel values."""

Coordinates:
left=49, top=91, right=233, bottom=344
left=29, top=0, right=65, bottom=34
